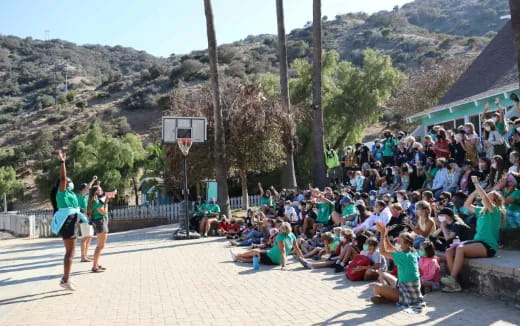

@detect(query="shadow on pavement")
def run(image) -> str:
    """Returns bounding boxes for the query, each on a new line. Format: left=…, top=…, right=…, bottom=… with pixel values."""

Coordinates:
left=0, top=290, right=72, bottom=306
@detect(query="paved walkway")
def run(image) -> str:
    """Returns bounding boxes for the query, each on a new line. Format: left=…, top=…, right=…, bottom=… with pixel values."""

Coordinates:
left=0, top=224, right=519, bottom=326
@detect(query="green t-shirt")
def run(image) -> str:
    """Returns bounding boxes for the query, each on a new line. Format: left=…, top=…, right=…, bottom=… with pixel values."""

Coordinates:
left=194, top=203, right=206, bottom=217
left=342, top=204, right=356, bottom=217
left=391, top=251, right=420, bottom=283
left=316, top=202, right=333, bottom=223
left=473, top=206, right=502, bottom=251
left=325, top=149, right=340, bottom=169
left=267, top=232, right=297, bottom=265
left=503, top=189, right=520, bottom=212
left=56, top=189, right=79, bottom=209
left=329, top=239, right=340, bottom=252
left=92, top=200, right=107, bottom=220
left=76, top=193, right=88, bottom=211
left=496, top=121, right=506, bottom=135
left=260, top=196, right=273, bottom=207
left=205, top=203, right=220, bottom=217
left=382, top=138, right=397, bottom=157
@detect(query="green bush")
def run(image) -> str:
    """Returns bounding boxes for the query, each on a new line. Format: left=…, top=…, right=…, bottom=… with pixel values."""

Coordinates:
left=66, top=92, right=75, bottom=102
left=96, top=91, right=110, bottom=99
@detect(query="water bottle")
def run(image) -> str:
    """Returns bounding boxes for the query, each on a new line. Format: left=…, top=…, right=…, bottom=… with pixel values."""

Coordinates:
left=253, top=255, right=260, bottom=270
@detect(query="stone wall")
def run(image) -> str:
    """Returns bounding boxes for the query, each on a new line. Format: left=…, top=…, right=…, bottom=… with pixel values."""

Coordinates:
left=108, top=218, right=171, bottom=233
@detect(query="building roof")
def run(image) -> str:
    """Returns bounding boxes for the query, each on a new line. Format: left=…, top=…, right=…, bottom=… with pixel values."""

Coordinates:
left=410, top=21, right=519, bottom=120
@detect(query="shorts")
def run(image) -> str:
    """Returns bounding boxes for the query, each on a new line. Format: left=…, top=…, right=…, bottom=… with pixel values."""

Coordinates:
left=461, top=240, right=496, bottom=257
left=259, top=252, right=277, bottom=265
left=92, top=217, right=109, bottom=234
left=79, top=222, right=94, bottom=237
left=58, top=214, right=79, bottom=240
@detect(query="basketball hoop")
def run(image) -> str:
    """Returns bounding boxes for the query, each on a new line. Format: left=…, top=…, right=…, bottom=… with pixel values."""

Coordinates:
left=177, top=138, right=193, bottom=156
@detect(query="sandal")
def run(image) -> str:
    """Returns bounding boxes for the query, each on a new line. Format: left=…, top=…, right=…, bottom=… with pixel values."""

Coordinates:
left=81, top=258, right=92, bottom=262
left=97, top=265, right=107, bottom=271
left=91, top=267, right=105, bottom=273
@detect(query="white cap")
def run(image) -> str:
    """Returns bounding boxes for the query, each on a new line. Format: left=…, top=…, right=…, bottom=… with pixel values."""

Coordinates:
left=354, top=200, right=365, bottom=207
left=269, top=228, right=279, bottom=236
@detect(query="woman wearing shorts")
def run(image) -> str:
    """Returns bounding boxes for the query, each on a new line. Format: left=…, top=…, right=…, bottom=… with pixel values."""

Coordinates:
left=230, top=222, right=305, bottom=270
left=87, top=186, right=110, bottom=273
left=77, top=176, right=97, bottom=262
left=50, top=150, right=89, bottom=291
left=441, top=176, right=504, bottom=292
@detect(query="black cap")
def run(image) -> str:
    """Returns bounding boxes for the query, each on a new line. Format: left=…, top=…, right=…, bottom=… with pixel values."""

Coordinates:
left=447, top=158, right=456, bottom=165
left=462, top=159, right=473, bottom=166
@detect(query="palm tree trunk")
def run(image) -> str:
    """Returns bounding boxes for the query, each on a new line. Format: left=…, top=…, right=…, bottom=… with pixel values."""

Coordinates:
left=239, top=169, right=249, bottom=210
left=276, top=0, right=297, bottom=189
left=511, top=0, right=520, bottom=86
left=203, top=0, right=231, bottom=218
left=132, top=177, right=139, bottom=206
left=311, top=0, right=327, bottom=189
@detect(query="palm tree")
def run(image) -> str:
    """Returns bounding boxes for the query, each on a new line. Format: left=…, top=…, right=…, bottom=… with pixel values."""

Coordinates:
left=276, top=0, right=297, bottom=189
left=311, top=0, right=327, bottom=188
left=511, top=0, right=520, bottom=86
left=203, top=0, right=231, bottom=218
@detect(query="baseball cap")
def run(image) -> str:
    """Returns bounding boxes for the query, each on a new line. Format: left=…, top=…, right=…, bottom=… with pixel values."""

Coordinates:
left=340, top=196, right=352, bottom=205
left=369, top=190, right=377, bottom=195
left=269, top=228, right=279, bottom=236
left=354, top=200, right=365, bottom=207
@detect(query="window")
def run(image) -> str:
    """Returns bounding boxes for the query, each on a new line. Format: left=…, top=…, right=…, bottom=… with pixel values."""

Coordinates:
left=455, top=118, right=465, bottom=129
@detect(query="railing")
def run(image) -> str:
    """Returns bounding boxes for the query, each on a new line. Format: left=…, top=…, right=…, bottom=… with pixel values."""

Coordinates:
left=10, top=194, right=261, bottom=238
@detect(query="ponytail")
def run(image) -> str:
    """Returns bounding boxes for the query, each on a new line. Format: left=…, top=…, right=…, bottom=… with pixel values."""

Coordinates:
left=50, top=179, right=59, bottom=214
left=87, top=186, right=98, bottom=218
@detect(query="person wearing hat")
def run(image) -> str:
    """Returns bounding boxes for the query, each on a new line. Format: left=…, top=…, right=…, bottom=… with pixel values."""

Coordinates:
left=77, top=176, right=97, bottom=262
left=332, top=195, right=356, bottom=226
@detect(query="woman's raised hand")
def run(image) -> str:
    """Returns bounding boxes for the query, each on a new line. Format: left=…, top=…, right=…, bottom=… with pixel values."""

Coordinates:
left=57, top=149, right=66, bottom=162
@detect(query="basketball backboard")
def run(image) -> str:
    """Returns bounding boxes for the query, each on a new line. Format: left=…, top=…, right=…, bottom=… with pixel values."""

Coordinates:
left=162, top=116, right=207, bottom=144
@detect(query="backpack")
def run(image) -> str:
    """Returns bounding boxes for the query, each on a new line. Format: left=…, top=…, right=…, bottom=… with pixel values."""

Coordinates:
left=346, top=254, right=371, bottom=281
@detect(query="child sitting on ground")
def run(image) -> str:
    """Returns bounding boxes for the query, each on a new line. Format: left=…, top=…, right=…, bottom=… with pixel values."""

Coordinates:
left=333, top=229, right=359, bottom=272
left=418, top=240, right=441, bottom=294
left=352, top=237, right=386, bottom=281
left=372, top=223, right=425, bottom=313
left=217, top=216, right=230, bottom=236
left=225, top=218, right=241, bottom=239
left=303, top=232, right=335, bottom=259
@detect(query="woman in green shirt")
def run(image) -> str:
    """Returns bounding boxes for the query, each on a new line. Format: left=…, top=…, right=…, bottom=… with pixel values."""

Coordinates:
left=199, top=197, right=220, bottom=237
left=494, top=172, right=520, bottom=229
left=87, top=185, right=111, bottom=273
left=230, top=222, right=305, bottom=271
left=442, top=176, right=505, bottom=292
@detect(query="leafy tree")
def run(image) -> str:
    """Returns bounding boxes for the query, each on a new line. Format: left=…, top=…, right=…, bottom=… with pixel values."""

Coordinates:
left=512, top=0, right=520, bottom=88
left=0, top=166, right=23, bottom=209
left=290, top=49, right=402, bottom=183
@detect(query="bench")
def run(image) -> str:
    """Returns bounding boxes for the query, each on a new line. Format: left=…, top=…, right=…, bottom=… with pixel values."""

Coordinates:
left=437, top=250, right=520, bottom=308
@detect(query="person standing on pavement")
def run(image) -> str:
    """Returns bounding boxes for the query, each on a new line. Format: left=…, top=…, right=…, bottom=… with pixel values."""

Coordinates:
left=87, top=185, right=112, bottom=273
left=50, top=149, right=90, bottom=291
left=77, top=176, right=97, bottom=262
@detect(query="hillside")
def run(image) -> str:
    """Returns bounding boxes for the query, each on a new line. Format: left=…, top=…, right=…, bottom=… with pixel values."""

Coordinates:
left=0, top=0, right=512, bottom=208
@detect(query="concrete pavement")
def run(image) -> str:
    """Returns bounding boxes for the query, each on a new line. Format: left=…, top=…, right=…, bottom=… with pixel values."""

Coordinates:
left=0, top=224, right=519, bottom=326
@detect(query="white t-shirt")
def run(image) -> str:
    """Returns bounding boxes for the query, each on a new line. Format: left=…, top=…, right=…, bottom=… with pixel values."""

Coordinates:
left=353, top=207, right=391, bottom=232
left=508, top=166, right=518, bottom=173
left=284, top=206, right=298, bottom=222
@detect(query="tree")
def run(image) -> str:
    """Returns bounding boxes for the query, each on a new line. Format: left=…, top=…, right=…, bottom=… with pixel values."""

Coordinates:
left=511, top=0, right=520, bottom=87
left=311, top=0, right=327, bottom=189
left=0, top=166, right=23, bottom=211
left=167, top=81, right=290, bottom=209
left=276, top=0, right=297, bottom=189
left=65, top=125, right=146, bottom=203
left=204, top=0, right=231, bottom=218
left=290, top=50, right=402, bottom=182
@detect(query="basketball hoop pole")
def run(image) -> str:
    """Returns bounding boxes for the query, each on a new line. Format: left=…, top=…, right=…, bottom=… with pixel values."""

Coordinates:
left=182, top=154, right=189, bottom=238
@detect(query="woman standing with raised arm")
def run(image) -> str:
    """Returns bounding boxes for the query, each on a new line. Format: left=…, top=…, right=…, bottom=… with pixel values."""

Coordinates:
left=441, top=176, right=505, bottom=292
left=51, top=149, right=89, bottom=291
left=88, top=185, right=112, bottom=272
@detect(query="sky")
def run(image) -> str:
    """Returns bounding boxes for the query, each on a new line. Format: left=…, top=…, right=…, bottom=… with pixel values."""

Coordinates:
left=0, top=0, right=413, bottom=57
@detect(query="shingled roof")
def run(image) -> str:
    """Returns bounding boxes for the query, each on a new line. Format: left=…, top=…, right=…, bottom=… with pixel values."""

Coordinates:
left=410, top=21, right=519, bottom=119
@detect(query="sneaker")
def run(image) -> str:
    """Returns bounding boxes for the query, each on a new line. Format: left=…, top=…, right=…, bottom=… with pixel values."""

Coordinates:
left=59, top=278, right=76, bottom=291
left=334, top=264, right=345, bottom=273
left=297, top=256, right=312, bottom=269
left=442, top=282, right=462, bottom=293
left=441, top=275, right=457, bottom=289
left=229, top=249, right=237, bottom=262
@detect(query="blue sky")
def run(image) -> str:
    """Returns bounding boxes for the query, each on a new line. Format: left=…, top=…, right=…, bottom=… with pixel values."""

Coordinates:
left=0, top=0, right=413, bottom=57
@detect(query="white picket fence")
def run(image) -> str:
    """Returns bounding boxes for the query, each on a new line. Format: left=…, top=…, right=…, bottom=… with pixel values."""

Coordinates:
left=11, top=194, right=261, bottom=238
left=0, top=213, right=36, bottom=237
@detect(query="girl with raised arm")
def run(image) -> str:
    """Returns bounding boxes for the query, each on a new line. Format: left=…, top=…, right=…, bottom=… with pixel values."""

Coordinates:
left=51, top=149, right=89, bottom=291
left=441, top=175, right=504, bottom=292
left=88, top=185, right=111, bottom=272
left=371, top=222, right=424, bottom=312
